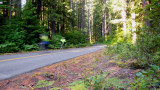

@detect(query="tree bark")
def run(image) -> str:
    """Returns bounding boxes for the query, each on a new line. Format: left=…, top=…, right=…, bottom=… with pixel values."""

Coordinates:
left=41, top=0, right=44, bottom=25
left=142, top=0, right=151, bottom=27
left=61, top=0, right=65, bottom=33
left=76, top=0, right=79, bottom=30
left=50, top=2, right=56, bottom=36
left=104, top=0, right=107, bottom=40
left=72, top=0, right=75, bottom=27
left=87, top=0, right=91, bottom=42
left=9, top=0, right=11, bottom=24
left=121, top=0, right=127, bottom=35
left=36, top=0, right=41, bottom=18
left=15, top=0, right=21, bottom=17
left=131, top=0, right=136, bottom=44
left=121, top=9, right=127, bottom=35
left=81, top=0, right=85, bottom=31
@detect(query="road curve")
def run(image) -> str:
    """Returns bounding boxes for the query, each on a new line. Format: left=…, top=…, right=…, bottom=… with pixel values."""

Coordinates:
left=0, top=45, right=106, bottom=80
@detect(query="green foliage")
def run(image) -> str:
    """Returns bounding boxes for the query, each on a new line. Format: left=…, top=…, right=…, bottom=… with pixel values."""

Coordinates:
left=135, top=28, right=160, bottom=66
left=84, top=72, right=107, bottom=90
left=68, top=72, right=128, bottom=90
left=68, top=80, right=87, bottom=90
left=93, top=1, right=103, bottom=41
left=130, top=65, right=160, bottom=89
left=84, top=72, right=128, bottom=89
left=105, top=28, right=132, bottom=45
left=48, top=33, right=90, bottom=49
left=23, top=44, right=39, bottom=51
left=106, top=27, right=160, bottom=68
left=106, top=77, right=128, bottom=89
left=0, top=43, right=19, bottom=53
left=34, top=80, right=54, bottom=88
left=49, top=35, right=63, bottom=49
left=0, top=0, right=43, bottom=53
left=7, top=30, right=26, bottom=49
left=63, top=31, right=88, bottom=45
left=22, top=0, right=41, bottom=44
left=74, top=43, right=92, bottom=48
left=106, top=42, right=137, bottom=60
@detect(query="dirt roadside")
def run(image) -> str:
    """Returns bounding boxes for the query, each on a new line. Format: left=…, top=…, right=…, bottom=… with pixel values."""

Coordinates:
left=0, top=49, right=139, bottom=90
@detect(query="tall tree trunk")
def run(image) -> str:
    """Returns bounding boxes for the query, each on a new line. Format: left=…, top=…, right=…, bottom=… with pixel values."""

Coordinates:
left=142, top=0, right=151, bottom=27
left=36, top=0, right=41, bottom=18
left=121, top=0, right=127, bottom=35
left=76, top=0, right=79, bottom=30
left=81, top=0, right=85, bottom=31
left=15, top=0, right=21, bottom=17
left=87, top=0, right=91, bottom=42
left=72, top=0, right=75, bottom=27
left=100, top=0, right=104, bottom=40
left=9, top=0, right=11, bottom=24
left=131, top=0, right=136, bottom=44
left=69, top=0, right=73, bottom=31
left=104, top=10, right=107, bottom=40
left=121, top=9, right=126, bottom=35
left=61, top=0, right=65, bottom=33
left=41, top=0, right=44, bottom=25
left=50, top=2, right=56, bottom=36
left=57, top=22, right=60, bottom=33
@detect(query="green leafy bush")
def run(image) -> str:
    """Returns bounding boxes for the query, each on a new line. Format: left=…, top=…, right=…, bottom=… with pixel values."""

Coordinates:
left=23, top=44, right=39, bottom=51
left=105, top=29, right=132, bottom=45
left=49, top=35, right=63, bottom=49
left=63, top=31, right=88, bottom=45
left=84, top=73, right=107, bottom=90
left=135, top=28, right=160, bottom=67
left=106, top=42, right=137, bottom=60
left=65, top=44, right=75, bottom=48
left=68, top=72, right=128, bottom=90
left=130, top=65, right=160, bottom=89
left=0, top=43, right=19, bottom=53
left=7, top=30, right=26, bottom=49
left=68, top=80, right=87, bottom=90
left=106, top=29, right=160, bottom=68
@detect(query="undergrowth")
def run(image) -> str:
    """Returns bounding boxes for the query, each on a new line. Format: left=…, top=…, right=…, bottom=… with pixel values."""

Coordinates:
left=68, top=71, right=129, bottom=90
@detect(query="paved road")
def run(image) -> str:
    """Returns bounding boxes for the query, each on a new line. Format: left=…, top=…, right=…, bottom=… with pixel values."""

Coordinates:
left=0, top=45, right=106, bottom=80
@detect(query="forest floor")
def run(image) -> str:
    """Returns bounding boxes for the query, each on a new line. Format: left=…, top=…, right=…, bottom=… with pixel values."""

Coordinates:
left=0, top=49, right=140, bottom=90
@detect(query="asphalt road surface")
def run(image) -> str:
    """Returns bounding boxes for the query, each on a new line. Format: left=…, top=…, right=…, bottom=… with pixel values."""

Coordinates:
left=0, top=45, right=106, bottom=80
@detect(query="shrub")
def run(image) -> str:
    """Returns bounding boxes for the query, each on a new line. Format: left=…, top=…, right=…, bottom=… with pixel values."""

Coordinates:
left=23, top=44, right=39, bottom=51
left=135, top=28, right=160, bottom=67
left=65, top=44, right=75, bottom=48
left=130, top=65, right=160, bottom=89
left=75, top=43, right=92, bottom=48
left=0, top=43, right=19, bottom=53
left=68, top=71, right=128, bottom=90
left=7, top=30, right=26, bottom=49
left=106, top=28, right=160, bottom=68
left=63, top=31, right=88, bottom=45
left=49, top=35, right=63, bottom=49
